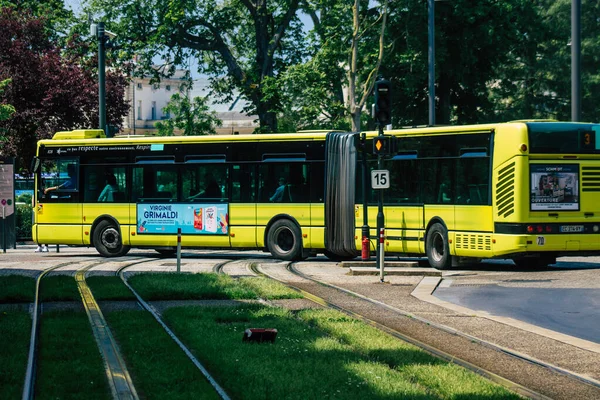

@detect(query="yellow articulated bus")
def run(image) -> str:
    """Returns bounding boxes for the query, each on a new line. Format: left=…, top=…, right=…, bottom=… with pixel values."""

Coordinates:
left=32, top=121, right=600, bottom=268
left=345, top=121, right=600, bottom=268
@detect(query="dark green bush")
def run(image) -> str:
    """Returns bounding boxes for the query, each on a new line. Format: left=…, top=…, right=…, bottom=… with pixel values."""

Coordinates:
left=16, top=203, right=32, bottom=240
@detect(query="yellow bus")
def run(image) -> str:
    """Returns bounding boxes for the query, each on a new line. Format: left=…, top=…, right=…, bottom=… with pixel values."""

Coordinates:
left=349, top=121, right=600, bottom=268
left=32, top=121, right=600, bottom=268
left=32, top=129, right=352, bottom=260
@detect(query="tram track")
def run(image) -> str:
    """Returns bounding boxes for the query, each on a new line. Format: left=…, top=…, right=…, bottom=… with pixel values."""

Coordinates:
left=252, top=261, right=600, bottom=400
left=21, top=256, right=151, bottom=400
left=117, top=261, right=231, bottom=400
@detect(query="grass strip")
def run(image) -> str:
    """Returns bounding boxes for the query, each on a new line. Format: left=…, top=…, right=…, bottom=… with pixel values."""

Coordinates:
left=239, top=276, right=303, bottom=300
left=86, top=276, right=136, bottom=301
left=299, top=308, right=519, bottom=399
left=103, top=310, right=221, bottom=400
left=164, top=304, right=519, bottom=399
left=40, top=275, right=80, bottom=301
left=0, top=275, right=35, bottom=302
left=128, top=272, right=257, bottom=300
left=36, top=311, right=111, bottom=400
left=0, top=311, right=31, bottom=399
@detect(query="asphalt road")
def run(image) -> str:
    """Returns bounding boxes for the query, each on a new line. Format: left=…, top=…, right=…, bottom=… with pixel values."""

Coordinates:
left=434, top=259, right=600, bottom=344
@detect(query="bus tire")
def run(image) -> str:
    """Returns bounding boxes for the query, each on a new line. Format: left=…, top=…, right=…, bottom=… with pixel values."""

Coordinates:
left=93, top=220, right=130, bottom=257
left=426, top=222, right=452, bottom=270
left=267, top=219, right=303, bottom=261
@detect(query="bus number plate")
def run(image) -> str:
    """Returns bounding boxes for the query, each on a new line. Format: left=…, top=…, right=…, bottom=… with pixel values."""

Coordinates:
left=560, top=225, right=584, bottom=233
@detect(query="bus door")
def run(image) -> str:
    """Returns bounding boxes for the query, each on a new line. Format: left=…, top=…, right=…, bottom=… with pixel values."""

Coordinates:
left=229, top=164, right=257, bottom=248
left=81, top=165, right=130, bottom=247
left=257, top=158, right=311, bottom=248
left=35, top=158, right=83, bottom=245
left=385, top=154, right=422, bottom=254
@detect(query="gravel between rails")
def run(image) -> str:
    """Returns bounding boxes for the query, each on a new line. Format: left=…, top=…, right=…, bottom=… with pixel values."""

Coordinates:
left=259, top=262, right=600, bottom=400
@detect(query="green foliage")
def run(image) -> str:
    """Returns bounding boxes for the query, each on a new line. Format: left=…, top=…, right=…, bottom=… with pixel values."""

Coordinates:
left=15, top=202, right=32, bottom=240
left=0, top=78, right=15, bottom=122
left=155, top=93, right=222, bottom=136
left=0, top=275, right=35, bottom=302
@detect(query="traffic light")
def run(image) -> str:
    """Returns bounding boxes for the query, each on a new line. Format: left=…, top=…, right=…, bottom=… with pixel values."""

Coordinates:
left=374, top=79, right=392, bottom=126
left=372, top=135, right=397, bottom=155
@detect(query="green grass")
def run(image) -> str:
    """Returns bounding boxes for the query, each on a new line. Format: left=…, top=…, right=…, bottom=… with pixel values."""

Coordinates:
left=40, top=275, right=80, bottom=301
left=0, top=275, right=35, bottom=302
left=0, top=311, right=31, bottom=399
left=128, top=273, right=258, bottom=300
left=86, top=276, right=136, bottom=301
left=103, top=310, right=221, bottom=400
left=36, top=311, right=111, bottom=400
left=239, top=276, right=303, bottom=300
left=163, top=304, right=520, bottom=399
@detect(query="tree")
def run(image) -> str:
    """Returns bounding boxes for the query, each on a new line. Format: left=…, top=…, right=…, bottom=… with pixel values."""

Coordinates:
left=88, top=0, right=307, bottom=133
left=0, top=6, right=129, bottom=171
left=0, top=79, right=15, bottom=122
left=155, top=93, right=222, bottom=136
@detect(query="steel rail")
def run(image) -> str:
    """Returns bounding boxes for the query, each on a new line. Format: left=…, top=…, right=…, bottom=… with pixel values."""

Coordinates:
left=116, top=263, right=231, bottom=400
left=22, top=260, right=86, bottom=400
left=76, top=263, right=139, bottom=400
left=253, top=262, right=553, bottom=400
left=289, top=263, right=600, bottom=391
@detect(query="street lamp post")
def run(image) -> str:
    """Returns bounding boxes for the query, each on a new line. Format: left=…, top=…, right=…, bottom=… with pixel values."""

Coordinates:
left=572, top=0, right=581, bottom=122
left=97, top=22, right=107, bottom=133
left=428, top=0, right=435, bottom=126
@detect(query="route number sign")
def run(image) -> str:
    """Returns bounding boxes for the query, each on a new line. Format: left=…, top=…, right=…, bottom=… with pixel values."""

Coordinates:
left=371, top=169, right=390, bottom=189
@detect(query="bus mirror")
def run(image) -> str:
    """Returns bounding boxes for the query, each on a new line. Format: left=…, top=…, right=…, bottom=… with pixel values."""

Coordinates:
left=31, top=157, right=40, bottom=173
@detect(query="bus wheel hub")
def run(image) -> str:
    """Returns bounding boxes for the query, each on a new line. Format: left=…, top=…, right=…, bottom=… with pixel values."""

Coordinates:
left=101, top=228, right=120, bottom=249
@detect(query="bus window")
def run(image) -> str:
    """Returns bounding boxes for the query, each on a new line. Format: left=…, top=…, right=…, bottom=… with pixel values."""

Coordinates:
left=388, top=158, right=419, bottom=204
left=230, top=164, right=256, bottom=203
left=259, top=162, right=309, bottom=203
left=38, top=158, right=79, bottom=202
left=133, top=165, right=177, bottom=202
left=83, top=166, right=127, bottom=202
left=422, top=159, right=454, bottom=204
left=456, top=157, right=490, bottom=205
left=183, top=164, right=228, bottom=202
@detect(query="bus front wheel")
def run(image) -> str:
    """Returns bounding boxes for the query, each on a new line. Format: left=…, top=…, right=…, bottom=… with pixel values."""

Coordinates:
left=267, top=219, right=303, bottom=261
left=426, top=222, right=452, bottom=270
left=93, top=220, right=130, bottom=257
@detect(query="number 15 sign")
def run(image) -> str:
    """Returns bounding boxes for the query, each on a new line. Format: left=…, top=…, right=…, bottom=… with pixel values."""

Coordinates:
left=371, top=169, right=390, bottom=189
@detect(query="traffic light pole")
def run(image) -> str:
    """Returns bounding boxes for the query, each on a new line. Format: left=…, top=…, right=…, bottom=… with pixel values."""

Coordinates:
left=376, top=125, right=385, bottom=279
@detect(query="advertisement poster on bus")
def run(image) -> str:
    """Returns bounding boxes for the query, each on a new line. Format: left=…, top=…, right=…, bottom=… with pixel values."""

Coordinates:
left=137, top=203, right=229, bottom=235
left=530, top=164, right=579, bottom=211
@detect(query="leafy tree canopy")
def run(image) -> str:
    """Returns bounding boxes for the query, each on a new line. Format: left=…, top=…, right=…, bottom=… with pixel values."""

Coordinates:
left=0, top=6, right=129, bottom=172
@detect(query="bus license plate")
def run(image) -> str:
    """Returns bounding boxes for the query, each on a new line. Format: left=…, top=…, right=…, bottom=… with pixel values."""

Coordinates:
left=560, top=225, right=584, bottom=233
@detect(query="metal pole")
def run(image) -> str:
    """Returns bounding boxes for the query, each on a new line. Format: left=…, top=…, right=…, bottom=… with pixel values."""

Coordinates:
left=379, top=227, right=385, bottom=282
left=571, top=0, right=581, bottom=122
left=428, top=0, right=435, bottom=126
left=361, top=132, right=370, bottom=261
left=376, top=127, right=385, bottom=269
left=176, top=228, right=182, bottom=272
left=98, top=22, right=106, bottom=133
left=2, top=206, right=6, bottom=253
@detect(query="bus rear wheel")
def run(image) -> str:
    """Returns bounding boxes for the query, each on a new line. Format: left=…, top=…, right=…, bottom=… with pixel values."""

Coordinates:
left=267, top=219, right=303, bottom=261
left=426, top=222, right=452, bottom=270
left=93, top=220, right=130, bottom=257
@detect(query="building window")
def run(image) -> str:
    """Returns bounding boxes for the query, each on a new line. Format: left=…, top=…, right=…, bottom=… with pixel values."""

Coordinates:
left=136, top=82, right=142, bottom=90
left=165, top=85, right=171, bottom=91
left=151, top=101, right=156, bottom=120
left=152, top=83, right=160, bottom=91
left=137, top=100, right=142, bottom=120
